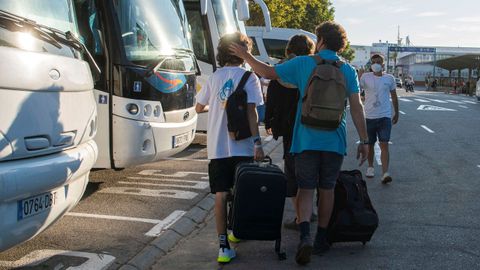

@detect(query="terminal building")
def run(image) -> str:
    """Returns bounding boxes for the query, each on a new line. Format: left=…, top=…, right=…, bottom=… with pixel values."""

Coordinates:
left=350, top=43, right=480, bottom=84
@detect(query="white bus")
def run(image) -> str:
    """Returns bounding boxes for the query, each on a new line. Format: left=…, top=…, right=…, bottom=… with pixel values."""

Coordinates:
left=75, top=0, right=199, bottom=169
left=246, top=26, right=317, bottom=65
left=0, top=2, right=98, bottom=251
left=183, top=0, right=271, bottom=131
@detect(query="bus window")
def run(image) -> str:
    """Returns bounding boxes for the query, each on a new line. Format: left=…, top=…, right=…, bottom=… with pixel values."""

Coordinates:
left=263, top=38, right=288, bottom=60
left=186, top=9, right=211, bottom=63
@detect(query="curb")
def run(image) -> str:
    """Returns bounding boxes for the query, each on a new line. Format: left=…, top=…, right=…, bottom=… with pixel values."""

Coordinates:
left=119, top=138, right=283, bottom=270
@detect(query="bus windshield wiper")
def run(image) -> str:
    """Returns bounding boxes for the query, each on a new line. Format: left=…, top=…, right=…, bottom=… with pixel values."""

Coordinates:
left=0, top=9, right=100, bottom=76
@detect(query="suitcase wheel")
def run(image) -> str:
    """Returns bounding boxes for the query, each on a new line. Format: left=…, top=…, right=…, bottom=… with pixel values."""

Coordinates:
left=277, top=251, right=287, bottom=260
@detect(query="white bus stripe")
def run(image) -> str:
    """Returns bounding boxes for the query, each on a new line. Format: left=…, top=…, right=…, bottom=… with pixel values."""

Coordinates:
left=421, top=125, right=435, bottom=133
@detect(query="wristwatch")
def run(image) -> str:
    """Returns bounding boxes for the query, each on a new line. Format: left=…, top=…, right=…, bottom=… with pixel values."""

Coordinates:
left=360, top=139, right=369, bottom=145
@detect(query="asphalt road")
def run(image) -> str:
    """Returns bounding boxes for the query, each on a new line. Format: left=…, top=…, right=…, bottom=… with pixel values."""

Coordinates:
left=152, top=89, right=480, bottom=270
left=0, top=134, right=213, bottom=269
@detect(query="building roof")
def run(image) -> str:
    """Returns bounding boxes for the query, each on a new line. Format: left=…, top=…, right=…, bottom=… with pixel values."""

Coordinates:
left=431, top=54, right=480, bottom=71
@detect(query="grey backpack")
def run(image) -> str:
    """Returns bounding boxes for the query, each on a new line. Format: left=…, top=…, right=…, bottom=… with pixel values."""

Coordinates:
left=301, top=55, right=347, bottom=130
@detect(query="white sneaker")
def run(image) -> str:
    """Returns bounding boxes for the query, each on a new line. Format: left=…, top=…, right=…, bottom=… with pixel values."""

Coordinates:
left=217, top=247, right=236, bottom=263
left=366, top=167, right=375, bottom=178
left=382, top=172, right=393, bottom=184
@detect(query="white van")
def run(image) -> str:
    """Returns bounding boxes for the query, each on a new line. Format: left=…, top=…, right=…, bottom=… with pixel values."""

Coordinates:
left=246, top=26, right=317, bottom=65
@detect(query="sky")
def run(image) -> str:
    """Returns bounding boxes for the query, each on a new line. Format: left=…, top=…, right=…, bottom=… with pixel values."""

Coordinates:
left=330, top=0, right=480, bottom=47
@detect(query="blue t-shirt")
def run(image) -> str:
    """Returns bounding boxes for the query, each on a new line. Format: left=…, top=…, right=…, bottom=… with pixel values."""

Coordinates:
left=274, top=49, right=360, bottom=155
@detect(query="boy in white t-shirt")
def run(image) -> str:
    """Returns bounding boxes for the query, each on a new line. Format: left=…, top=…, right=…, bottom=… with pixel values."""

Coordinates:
left=195, top=32, right=264, bottom=264
left=360, top=54, right=399, bottom=184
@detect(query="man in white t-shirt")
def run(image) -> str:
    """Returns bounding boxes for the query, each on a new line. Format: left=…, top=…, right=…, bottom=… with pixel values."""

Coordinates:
left=360, top=54, right=399, bottom=184
left=195, top=32, right=264, bottom=264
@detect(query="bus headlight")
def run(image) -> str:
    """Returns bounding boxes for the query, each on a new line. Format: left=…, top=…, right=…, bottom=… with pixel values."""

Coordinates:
left=126, top=103, right=139, bottom=115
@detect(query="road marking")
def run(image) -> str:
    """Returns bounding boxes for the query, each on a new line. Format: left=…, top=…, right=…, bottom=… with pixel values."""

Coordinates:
left=477, top=165, right=480, bottom=169
left=417, top=105, right=457, bottom=111
left=123, top=178, right=209, bottom=190
left=138, top=170, right=208, bottom=179
left=0, top=250, right=115, bottom=269
left=99, top=187, right=198, bottom=199
left=414, top=98, right=430, bottom=102
left=399, top=98, right=413, bottom=102
left=463, top=100, right=476, bottom=104
left=67, top=210, right=186, bottom=237
left=446, top=99, right=464, bottom=104
left=425, top=98, right=448, bottom=103
left=458, top=105, right=468, bottom=109
left=421, top=125, right=435, bottom=133
left=399, top=111, right=406, bottom=115
left=161, top=157, right=209, bottom=162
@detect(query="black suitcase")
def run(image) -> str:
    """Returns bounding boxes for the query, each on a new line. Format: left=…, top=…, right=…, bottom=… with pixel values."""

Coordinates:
left=227, top=157, right=287, bottom=260
left=327, top=170, right=379, bottom=245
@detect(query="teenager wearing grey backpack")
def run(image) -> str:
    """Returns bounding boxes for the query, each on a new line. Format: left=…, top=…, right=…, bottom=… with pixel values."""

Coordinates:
left=230, top=21, right=369, bottom=265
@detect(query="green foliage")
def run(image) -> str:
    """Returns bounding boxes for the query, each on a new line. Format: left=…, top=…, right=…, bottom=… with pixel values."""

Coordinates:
left=340, top=42, right=355, bottom=62
left=247, top=0, right=356, bottom=62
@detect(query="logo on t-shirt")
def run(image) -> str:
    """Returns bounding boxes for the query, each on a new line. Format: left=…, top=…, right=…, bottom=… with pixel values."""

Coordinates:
left=218, top=79, right=234, bottom=107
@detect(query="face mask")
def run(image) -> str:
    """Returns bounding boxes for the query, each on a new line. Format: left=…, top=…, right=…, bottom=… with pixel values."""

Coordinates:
left=371, top=63, right=383, bottom=73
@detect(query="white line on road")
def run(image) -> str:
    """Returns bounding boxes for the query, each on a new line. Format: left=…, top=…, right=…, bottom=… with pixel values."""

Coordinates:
left=123, top=178, right=209, bottom=190
left=0, top=250, right=116, bottom=269
left=477, top=165, right=480, bottom=169
left=399, top=98, right=413, bottom=102
left=425, top=98, right=448, bottom=103
left=99, top=187, right=198, bottom=199
left=374, top=142, right=382, bottom=166
left=399, top=111, right=406, bottom=115
left=414, top=98, right=430, bottom=102
left=421, top=125, right=435, bottom=133
left=446, top=99, right=464, bottom=104
left=161, top=157, right=209, bottom=162
left=458, top=105, right=468, bottom=109
left=463, top=100, right=476, bottom=104
left=66, top=211, right=186, bottom=237
left=138, top=170, right=208, bottom=179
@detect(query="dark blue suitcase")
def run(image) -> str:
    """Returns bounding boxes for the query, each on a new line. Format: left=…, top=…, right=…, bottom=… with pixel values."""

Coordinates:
left=228, top=157, right=287, bottom=260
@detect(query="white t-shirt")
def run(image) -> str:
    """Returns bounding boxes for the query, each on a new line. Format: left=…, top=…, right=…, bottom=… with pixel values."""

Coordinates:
left=196, top=66, right=264, bottom=160
left=360, top=72, right=396, bottom=119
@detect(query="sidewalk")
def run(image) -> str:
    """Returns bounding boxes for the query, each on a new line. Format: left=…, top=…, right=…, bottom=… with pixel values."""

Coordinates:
left=150, top=134, right=480, bottom=270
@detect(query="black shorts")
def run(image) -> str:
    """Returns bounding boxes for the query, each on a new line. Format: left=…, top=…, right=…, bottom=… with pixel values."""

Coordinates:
left=283, top=139, right=297, bottom=197
left=295, top=151, right=343, bottom=190
left=208, top=156, right=253, bottom=194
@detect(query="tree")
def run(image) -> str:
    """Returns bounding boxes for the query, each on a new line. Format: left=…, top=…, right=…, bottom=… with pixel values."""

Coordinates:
left=247, top=0, right=355, bottom=62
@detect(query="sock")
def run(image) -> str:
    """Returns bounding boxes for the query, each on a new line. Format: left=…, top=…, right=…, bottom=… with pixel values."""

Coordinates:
left=219, top=234, right=230, bottom=249
left=299, top=221, right=311, bottom=241
left=315, top=227, right=327, bottom=243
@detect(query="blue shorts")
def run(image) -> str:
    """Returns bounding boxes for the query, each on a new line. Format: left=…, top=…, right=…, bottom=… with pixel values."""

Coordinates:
left=294, top=151, right=343, bottom=190
left=366, top=117, right=392, bottom=144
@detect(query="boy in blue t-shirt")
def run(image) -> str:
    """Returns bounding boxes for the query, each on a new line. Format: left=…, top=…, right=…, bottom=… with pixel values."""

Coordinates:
left=230, top=21, right=369, bottom=265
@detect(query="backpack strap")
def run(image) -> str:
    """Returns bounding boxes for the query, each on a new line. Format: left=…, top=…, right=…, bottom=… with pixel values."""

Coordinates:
left=235, top=71, right=252, bottom=92
left=311, top=55, right=344, bottom=68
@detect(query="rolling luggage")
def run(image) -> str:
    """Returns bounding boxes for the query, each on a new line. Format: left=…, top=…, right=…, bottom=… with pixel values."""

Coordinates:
left=327, top=170, right=378, bottom=245
left=227, top=157, right=287, bottom=260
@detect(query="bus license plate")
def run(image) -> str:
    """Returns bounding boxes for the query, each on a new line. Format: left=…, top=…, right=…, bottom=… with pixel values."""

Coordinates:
left=18, top=192, right=57, bottom=220
left=173, top=132, right=190, bottom=148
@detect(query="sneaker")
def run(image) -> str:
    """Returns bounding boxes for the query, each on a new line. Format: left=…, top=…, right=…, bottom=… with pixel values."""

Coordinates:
left=217, top=247, right=236, bottom=263
left=295, top=238, right=313, bottom=265
left=382, top=173, right=393, bottom=184
left=227, top=233, right=241, bottom=243
left=312, top=239, right=330, bottom=255
left=283, top=218, right=299, bottom=231
left=366, top=167, right=375, bottom=178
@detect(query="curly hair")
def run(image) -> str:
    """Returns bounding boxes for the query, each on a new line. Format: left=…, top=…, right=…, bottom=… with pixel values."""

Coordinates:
left=216, top=32, right=252, bottom=67
left=285, top=34, right=315, bottom=57
left=315, top=21, right=348, bottom=53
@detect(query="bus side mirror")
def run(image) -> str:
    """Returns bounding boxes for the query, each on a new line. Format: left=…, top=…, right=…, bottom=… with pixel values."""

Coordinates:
left=236, top=0, right=250, bottom=21
left=200, top=0, right=208, bottom=15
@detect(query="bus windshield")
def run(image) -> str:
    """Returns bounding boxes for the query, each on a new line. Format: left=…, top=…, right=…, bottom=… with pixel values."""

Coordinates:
left=211, top=0, right=245, bottom=37
left=114, top=0, right=192, bottom=63
left=0, top=0, right=80, bottom=38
